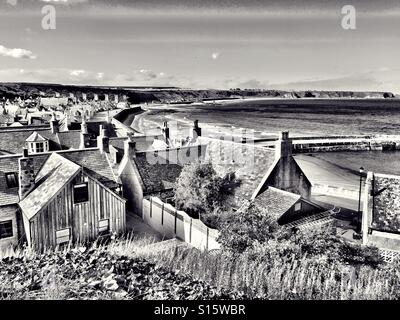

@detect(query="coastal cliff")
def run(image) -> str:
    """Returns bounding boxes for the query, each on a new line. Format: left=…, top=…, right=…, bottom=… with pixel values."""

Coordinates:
left=0, top=82, right=395, bottom=103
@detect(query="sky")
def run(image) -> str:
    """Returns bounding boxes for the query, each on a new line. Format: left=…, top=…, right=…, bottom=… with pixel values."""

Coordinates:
left=1, top=0, right=400, bottom=92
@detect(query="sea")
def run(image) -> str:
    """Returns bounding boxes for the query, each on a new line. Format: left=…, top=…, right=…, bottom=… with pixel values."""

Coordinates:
left=143, top=98, right=400, bottom=175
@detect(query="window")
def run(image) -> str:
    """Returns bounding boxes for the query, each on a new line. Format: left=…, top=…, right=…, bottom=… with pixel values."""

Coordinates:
left=56, top=228, right=70, bottom=245
left=294, top=202, right=302, bottom=212
left=5, top=172, right=18, bottom=188
left=27, top=141, right=49, bottom=154
left=98, top=219, right=110, bottom=236
left=0, top=220, right=13, bottom=239
left=73, top=183, right=89, bottom=204
left=36, top=142, right=44, bottom=153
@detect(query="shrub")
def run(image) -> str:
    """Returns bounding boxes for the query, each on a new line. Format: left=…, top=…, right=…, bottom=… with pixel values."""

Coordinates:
left=174, top=162, right=237, bottom=219
left=218, top=201, right=281, bottom=253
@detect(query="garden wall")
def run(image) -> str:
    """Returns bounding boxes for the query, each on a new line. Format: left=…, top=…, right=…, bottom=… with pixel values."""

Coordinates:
left=362, top=172, right=400, bottom=251
left=142, top=197, right=220, bottom=251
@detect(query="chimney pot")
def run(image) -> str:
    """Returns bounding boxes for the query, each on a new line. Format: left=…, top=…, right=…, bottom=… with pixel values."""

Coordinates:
left=50, top=112, right=59, bottom=134
left=124, top=139, right=136, bottom=158
left=275, top=131, right=292, bottom=159
left=190, top=119, right=202, bottom=141
left=280, top=131, right=289, bottom=140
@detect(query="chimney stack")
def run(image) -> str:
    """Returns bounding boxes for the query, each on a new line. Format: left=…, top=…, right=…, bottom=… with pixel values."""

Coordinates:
left=50, top=112, right=59, bottom=134
left=124, top=138, right=137, bottom=159
left=190, top=120, right=202, bottom=141
left=97, top=125, right=110, bottom=154
left=162, top=121, right=170, bottom=147
left=275, top=131, right=293, bottom=159
left=105, top=110, right=112, bottom=123
left=79, top=116, right=90, bottom=149
left=19, top=148, right=35, bottom=200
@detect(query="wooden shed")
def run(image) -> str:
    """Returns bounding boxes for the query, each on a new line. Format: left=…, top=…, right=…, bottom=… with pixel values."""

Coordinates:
left=19, top=152, right=126, bottom=251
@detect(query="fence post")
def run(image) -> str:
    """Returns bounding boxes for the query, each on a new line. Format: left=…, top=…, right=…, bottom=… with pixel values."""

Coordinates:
left=206, top=227, right=209, bottom=251
left=150, top=197, right=152, bottom=218
left=189, top=218, right=192, bottom=243
left=161, top=202, right=164, bottom=226
left=174, top=209, right=177, bottom=235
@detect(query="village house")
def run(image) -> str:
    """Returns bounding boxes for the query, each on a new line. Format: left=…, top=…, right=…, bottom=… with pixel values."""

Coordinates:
left=114, top=119, right=323, bottom=225
left=0, top=114, right=111, bottom=156
left=253, top=187, right=324, bottom=225
left=117, top=136, right=206, bottom=215
left=0, top=144, right=126, bottom=252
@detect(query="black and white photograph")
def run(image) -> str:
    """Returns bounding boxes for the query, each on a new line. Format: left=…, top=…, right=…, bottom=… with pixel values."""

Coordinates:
left=0, top=0, right=400, bottom=310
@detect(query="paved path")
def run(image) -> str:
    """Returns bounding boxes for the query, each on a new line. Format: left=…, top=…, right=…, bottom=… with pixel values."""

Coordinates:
left=126, top=211, right=163, bottom=242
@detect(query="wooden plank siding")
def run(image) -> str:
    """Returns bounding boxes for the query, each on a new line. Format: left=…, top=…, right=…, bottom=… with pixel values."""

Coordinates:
left=29, top=174, right=126, bottom=251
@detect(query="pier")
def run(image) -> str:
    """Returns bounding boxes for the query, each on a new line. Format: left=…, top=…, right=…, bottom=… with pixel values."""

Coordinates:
left=251, top=134, right=400, bottom=153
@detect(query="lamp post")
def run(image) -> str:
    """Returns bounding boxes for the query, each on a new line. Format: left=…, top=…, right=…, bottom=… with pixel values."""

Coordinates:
left=357, top=166, right=365, bottom=233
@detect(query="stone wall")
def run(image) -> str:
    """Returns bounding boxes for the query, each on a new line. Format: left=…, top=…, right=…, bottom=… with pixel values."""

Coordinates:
left=372, top=175, right=400, bottom=232
left=362, top=172, right=400, bottom=251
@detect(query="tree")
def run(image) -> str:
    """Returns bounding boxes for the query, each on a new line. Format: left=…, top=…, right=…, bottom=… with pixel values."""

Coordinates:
left=174, top=162, right=235, bottom=220
left=218, top=201, right=281, bottom=253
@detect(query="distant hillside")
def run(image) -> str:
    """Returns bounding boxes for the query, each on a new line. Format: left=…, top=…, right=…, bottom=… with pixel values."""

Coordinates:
left=0, top=82, right=396, bottom=104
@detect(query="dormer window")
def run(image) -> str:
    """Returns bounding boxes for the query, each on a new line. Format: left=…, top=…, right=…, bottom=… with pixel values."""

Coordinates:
left=25, top=132, right=49, bottom=154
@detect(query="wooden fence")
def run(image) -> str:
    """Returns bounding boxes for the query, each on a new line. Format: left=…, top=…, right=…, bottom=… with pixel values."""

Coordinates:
left=142, top=197, right=220, bottom=251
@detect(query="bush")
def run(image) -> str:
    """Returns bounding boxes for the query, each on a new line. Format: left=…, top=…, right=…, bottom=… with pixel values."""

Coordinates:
left=218, top=201, right=281, bottom=253
left=174, top=162, right=238, bottom=219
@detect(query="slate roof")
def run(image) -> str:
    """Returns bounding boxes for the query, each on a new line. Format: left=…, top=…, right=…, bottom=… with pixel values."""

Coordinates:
left=61, top=148, right=119, bottom=188
left=0, top=147, right=118, bottom=209
left=57, top=130, right=84, bottom=149
left=253, top=187, right=301, bottom=220
left=0, top=128, right=60, bottom=154
left=0, top=204, right=19, bottom=219
left=0, top=126, right=91, bottom=155
left=20, top=153, right=81, bottom=220
left=69, top=121, right=117, bottom=138
left=26, top=132, right=48, bottom=142
left=133, top=151, right=183, bottom=194
left=40, top=98, right=69, bottom=106
left=198, top=137, right=276, bottom=203
left=0, top=114, right=14, bottom=125
left=109, top=135, right=161, bottom=154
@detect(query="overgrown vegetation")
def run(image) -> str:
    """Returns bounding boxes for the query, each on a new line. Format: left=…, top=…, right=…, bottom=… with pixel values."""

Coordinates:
left=148, top=245, right=400, bottom=300
left=0, top=230, right=396, bottom=300
left=174, top=162, right=238, bottom=226
left=218, top=200, right=383, bottom=267
left=0, top=237, right=242, bottom=300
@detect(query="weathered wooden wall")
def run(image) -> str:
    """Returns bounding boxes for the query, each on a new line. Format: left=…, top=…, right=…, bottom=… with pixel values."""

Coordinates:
left=28, top=174, right=126, bottom=251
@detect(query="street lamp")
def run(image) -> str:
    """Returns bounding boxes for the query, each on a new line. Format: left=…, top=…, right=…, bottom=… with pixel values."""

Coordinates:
left=357, top=166, right=365, bottom=233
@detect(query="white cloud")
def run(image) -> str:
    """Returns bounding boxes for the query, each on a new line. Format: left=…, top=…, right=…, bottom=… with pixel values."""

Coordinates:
left=211, top=52, right=220, bottom=60
left=70, top=69, right=85, bottom=76
left=0, top=45, right=37, bottom=59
